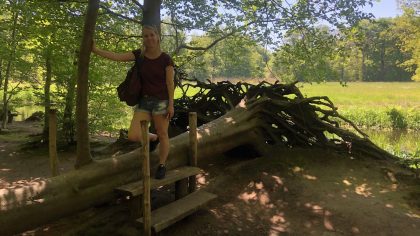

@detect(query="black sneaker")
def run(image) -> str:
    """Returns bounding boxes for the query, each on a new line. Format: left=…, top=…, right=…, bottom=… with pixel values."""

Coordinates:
left=150, top=138, right=159, bottom=152
left=155, top=164, right=166, bottom=179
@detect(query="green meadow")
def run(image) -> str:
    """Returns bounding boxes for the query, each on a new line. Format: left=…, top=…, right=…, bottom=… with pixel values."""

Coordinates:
left=299, top=82, right=420, bottom=130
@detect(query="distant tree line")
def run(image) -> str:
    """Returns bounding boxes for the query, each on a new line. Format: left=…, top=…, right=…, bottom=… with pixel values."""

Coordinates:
left=185, top=13, right=419, bottom=83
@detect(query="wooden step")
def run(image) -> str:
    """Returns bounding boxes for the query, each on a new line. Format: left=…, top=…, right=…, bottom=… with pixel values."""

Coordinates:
left=114, top=166, right=201, bottom=197
left=137, top=190, right=217, bottom=232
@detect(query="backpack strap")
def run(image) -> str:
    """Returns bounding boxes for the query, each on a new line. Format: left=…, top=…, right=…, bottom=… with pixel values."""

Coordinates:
left=132, top=49, right=143, bottom=80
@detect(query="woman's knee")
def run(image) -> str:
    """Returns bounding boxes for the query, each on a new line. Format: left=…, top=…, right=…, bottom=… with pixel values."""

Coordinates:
left=156, top=129, right=168, bottom=139
left=127, top=134, right=138, bottom=142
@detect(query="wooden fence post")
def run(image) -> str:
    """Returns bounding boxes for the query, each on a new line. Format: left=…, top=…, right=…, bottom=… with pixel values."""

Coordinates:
left=49, top=109, right=59, bottom=176
left=188, top=112, right=198, bottom=193
left=140, top=120, right=151, bottom=236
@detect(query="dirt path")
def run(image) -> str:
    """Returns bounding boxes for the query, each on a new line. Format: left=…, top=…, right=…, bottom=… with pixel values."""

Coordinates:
left=1, top=121, right=420, bottom=235
left=0, top=122, right=76, bottom=189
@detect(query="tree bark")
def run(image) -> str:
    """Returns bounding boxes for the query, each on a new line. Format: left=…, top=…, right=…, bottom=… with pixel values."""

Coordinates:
left=62, top=50, right=78, bottom=144
left=0, top=59, right=3, bottom=89
left=1, top=10, right=18, bottom=129
left=75, top=0, right=100, bottom=168
left=361, top=48, right=366, bottom=81
left=43, top=52, right=52, bottom=139
left=143, top=0, right=162, bottom=32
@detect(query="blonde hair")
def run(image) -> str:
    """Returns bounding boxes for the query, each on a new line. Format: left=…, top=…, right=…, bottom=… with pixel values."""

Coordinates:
left=141, top=25, right=161, bottom=58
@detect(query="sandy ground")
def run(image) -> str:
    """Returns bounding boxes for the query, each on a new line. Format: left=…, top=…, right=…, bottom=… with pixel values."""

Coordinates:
left=1, top=121, right=420, bottom=236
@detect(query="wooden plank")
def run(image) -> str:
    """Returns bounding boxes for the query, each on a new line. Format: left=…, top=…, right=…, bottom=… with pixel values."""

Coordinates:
left=140, top=120, right=151, bottom=236
left=175, top=179, right=188, bottom=200
left=137, top=190, right=217, bottom=232
left=188, top=112, right=198, bottom=193
left=114, top=166, right=202, bottom=197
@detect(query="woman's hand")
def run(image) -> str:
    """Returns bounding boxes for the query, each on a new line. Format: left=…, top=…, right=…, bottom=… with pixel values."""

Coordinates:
left=166, top=103, right=174, bottom=120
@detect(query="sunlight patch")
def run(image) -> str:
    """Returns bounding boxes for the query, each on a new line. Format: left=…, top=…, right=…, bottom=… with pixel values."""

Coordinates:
left=255, top=182, right=264, bottom=190
left=292, top=166, right=303, bottom=173
left=304, top=202, right=324, bottom=215
left=355, top=183, right=373, bottom=197
left=238, top=191, right=257, bottom=203
left=238, top=99, right=246, bottom=108
left=271, top=175, right=283, bottom=185
left=259, top=191, right=270, bottom=205
left=342, top=179, right=352, bottom=186
left=204, top=128, right=211, bottom=135
left=269, top=213, right=290, bottom=234
left=351, top=226, right=360, bottom=234
left=270, top=213, right=286, bottom=224
left=197, top=173, right=208, bottom=185
left=406, top=212, right=420, bottom=219
left=224, top=117, right=235, bottom=124
left=303, top=174, right=317, bottom=180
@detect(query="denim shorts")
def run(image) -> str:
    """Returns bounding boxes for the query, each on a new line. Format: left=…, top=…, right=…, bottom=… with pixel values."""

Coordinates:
left=135, top=96, right=169, bottom=115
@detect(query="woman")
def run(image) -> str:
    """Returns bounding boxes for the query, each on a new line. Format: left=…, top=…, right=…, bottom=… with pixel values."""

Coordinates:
left=92, top=25, right=175, bottom=179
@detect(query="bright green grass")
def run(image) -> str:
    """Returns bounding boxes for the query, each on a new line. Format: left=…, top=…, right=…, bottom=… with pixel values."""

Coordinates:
left=174, top=86, right=202, bottom=99
left=299, top=82, right=420, bottom=130
left=299, top=82, right=420, bottom=109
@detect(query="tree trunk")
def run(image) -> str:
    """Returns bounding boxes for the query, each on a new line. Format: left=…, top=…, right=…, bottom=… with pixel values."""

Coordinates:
left=143, top=0, right=162, bottom=32
left=0, top=104, right=257, bottom=235
left=1, top=61, right=10, bottom=129
left=355, top=49, right=360, bottom=81
left=380, top=43, right=386, bottom=81
left=75, top=0, right=100, bottom=168
left=1, top=10, right=18, bottom=129
left=62, top=50, right=78, bottom=144
left=361, top=48, right=366, bottom=81
left=43, top=52, right=52, bottom=139
left=0, top=59, right=3, bottom=89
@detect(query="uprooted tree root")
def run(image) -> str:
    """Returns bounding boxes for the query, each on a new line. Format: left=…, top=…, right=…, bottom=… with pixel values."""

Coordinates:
left=173, top=74, right=396, bottom=161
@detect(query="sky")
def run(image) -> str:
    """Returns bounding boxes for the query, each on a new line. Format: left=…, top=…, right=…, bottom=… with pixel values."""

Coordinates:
left=363, top=0, right=402, bottom=18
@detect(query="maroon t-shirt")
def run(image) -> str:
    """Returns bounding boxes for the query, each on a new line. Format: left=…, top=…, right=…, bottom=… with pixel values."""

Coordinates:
left=132, top=49, right=174, bottom=100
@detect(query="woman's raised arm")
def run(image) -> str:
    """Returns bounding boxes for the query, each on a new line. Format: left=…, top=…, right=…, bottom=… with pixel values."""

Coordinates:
left=92, top=41, right=135, bottom=62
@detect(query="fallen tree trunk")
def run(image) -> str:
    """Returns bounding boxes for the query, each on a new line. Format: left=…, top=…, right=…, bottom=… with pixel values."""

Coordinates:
left=0, top=103, right=259, bottom=235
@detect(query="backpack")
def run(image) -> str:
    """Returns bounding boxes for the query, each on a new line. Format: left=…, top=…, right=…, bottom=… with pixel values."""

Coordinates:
left=117, top=51, right=143, bottom=106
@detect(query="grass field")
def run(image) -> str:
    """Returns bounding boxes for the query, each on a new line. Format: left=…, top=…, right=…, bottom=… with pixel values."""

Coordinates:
left=298, top=82, right=420, bottom=109
left=297, top=82, right=420, bottom=130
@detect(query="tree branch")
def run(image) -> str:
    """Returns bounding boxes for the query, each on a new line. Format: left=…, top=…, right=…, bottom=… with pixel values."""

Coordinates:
left=131, top=0, right=144, bottom=10
left=96, top=28, right=142, bottom=39
left=99, top=4, right=142, bottom=25
left=174, top=21, right=259, bottom=54
left=6, top=81, right=21, bottom=104
left=175, top=32, right=235, bottom=53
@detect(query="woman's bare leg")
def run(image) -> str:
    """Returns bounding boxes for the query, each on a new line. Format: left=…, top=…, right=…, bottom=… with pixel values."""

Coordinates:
left=152, top=114, right=169, bottom=165
left=127, top=111, right=156, bottom=142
